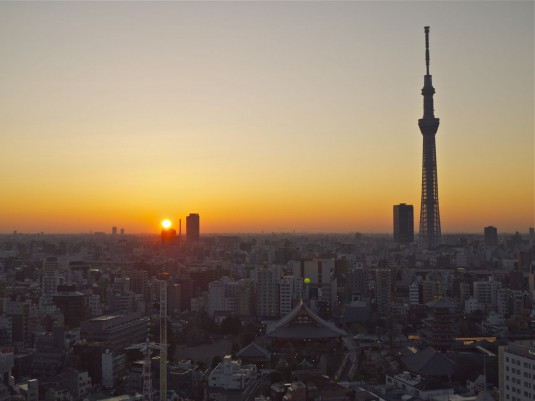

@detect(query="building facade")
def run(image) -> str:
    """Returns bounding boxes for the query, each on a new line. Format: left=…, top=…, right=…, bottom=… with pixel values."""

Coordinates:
left=499, top=342, right=535, bottom=401
left=394, top=204, right=414, bottom=244
left=186, top=213, right=200, bottom=242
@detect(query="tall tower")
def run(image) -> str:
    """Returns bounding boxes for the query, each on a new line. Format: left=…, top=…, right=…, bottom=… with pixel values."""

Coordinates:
left=418, top=26, right=441, bottom=249
left=158, top=272, right=169, bottom=401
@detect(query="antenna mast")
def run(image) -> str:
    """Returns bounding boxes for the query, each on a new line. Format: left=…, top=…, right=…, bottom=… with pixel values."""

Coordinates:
left=424, top=26, right=430, bottom=75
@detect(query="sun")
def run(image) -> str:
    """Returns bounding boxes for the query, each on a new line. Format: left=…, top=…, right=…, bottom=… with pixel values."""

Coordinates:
left=161, top=219, right=172, bottom=229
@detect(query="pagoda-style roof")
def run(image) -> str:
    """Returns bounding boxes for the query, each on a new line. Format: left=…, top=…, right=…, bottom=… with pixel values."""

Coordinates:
left=266, top=300, right=346, bottom=339
left=401, top=347, right=459, bottom=377
left=236, top=342, right=270, bottom=360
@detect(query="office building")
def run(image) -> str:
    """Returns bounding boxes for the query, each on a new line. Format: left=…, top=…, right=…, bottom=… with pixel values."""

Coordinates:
left=484, top=226, right=498, bottom=246
left=186, top=213, right=200, bottom=242
left=279, top=277, right=294, bottom=317
left=80, top=314, right=149, bottom=351
left=128, top=270, right=150, bottom=304
left=256, top=266, right=281, bottom=318
left=52, top=283, right=88, bottom=328
left=375, top=269, right=392, bottom=315
left=499, top=342, right=535, bottom=401
left=393, top=203, right=414, bottom=244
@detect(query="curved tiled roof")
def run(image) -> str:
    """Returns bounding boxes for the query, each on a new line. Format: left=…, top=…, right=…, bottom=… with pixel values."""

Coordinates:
left=267, top=300, right=346, bottom=339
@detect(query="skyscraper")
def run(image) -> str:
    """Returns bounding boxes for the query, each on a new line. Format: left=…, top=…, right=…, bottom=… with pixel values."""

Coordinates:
left=393, top=203, right=414, bottom=244
left=418, top=26, right=442, bottom=249
left=484, top=226, right=498, bottom=246
left=186, top=213, right=200, bottom=242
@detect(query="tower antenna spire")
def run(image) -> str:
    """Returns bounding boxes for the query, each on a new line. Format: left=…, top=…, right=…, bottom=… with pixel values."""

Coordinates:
left=418, top=25, right=441, bottom=250
left=424, top=26, right=430, bottom=75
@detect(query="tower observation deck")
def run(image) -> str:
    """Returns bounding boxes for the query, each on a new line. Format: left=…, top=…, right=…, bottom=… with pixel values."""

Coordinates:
left=418, top=26, right=441, bottom=249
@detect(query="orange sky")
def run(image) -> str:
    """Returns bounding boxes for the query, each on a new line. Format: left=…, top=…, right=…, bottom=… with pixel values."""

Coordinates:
left=0, top=2, right=533, bottom=234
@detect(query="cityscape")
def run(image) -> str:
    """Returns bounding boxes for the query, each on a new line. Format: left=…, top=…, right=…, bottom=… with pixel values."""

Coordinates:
left=0, top=2, right=534, bottom=401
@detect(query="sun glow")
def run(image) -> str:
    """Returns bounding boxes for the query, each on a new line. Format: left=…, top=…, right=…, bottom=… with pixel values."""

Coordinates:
left=161, top=219, right=172, bottom=229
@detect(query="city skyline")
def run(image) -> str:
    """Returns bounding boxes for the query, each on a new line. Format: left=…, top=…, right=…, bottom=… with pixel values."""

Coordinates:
left=1, top=1, right=533, bottom=234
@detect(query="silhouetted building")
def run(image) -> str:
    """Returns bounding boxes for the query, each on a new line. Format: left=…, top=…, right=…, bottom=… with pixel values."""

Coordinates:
left=161, top=227, right=177, bottom=245
left=128, top=270, right=150, bottom=304
left=484, top=226, right=498, bottom=246
left=393, top=203, right=414, bottom=244
left=80, top=314, right=149, bottom=351
left=186, top=213, right=200, bottom=242
left=52, top=284, right=88, bottom=328
left=418, top=26, right=442, bottom=249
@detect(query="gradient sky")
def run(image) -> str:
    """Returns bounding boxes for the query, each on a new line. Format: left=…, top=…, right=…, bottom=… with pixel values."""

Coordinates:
left=0, top=1, right=533, bottom=234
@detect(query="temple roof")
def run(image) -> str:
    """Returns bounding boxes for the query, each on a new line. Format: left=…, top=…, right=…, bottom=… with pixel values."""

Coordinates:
left=401, top=347, right=459, bottom=376
left=266, top=300, right=346, bottom=339
left=236, top=342, right=270, bottom=360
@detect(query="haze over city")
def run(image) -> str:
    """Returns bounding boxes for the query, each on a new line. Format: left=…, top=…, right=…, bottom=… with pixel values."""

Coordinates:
left=1, top=1, right=533, bottom=234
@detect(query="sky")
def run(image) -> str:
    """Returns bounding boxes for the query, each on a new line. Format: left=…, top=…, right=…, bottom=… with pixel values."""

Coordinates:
left=0, top=1, right=533, bottom=234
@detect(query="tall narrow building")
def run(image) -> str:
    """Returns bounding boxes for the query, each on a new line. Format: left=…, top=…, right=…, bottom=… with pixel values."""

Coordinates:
left=186, top=213, right=200, bottom=242
left=418, top=26, right=442, bottom=249
left=393, top=203, right=414, bottom=244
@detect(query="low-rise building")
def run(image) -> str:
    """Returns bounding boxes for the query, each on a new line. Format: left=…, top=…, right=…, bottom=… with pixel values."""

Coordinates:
left=208, top=355, right=261, bottom=401
left=385, top=371, right=454, bottom=401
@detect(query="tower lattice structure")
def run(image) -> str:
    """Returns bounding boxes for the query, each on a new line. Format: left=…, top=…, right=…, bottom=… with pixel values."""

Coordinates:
left=418, top=26, right=441, bottom=249
left=127, top=339, right=162, bottom=401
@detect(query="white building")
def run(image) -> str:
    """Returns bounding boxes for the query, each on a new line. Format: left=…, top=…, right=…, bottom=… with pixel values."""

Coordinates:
left=208, top=278, right=253, bottom=317
left=409, top=281, right=420, bottom=305
left=42, top=276, right=62, bottom=297
left=385, top=371, right=454, bottom=401
left=465, top=297, right=481, bottom=314
left=499, top=342, right=535, bottom=401
left=88, top=294, right=102, bottom=318
left=101, top=348, right=126, bottom=388
left=279, top=277, right=294, bottom=317
left=474, top=279, right=502, bottom=312
left=208, top=279, right=231, bottom=317
left=256, top=266, right=281, bottom=319
left=208, top=355, right=261, bottom=401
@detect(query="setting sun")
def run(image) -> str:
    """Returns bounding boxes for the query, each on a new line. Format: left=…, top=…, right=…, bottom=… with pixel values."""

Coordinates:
left=161, top=219, right=172, bottom=229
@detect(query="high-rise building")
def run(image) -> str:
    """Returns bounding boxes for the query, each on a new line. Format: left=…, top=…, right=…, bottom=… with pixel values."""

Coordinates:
left=484, top=226, right=498, bottom=246
left=375, top=269, right=392, bottom=315
left=161, top=227, right=176, bottom=245
left=393, top=204, right=414, bottom=244
left=418, top=26, right=442, bottom=249
left=128, top=270, right=150, bottom=304
left=112, top=227, right=117, bottom=236
left=186, top=213, right=200, bottom=242
left=256, top=266, right=281, bottom=318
